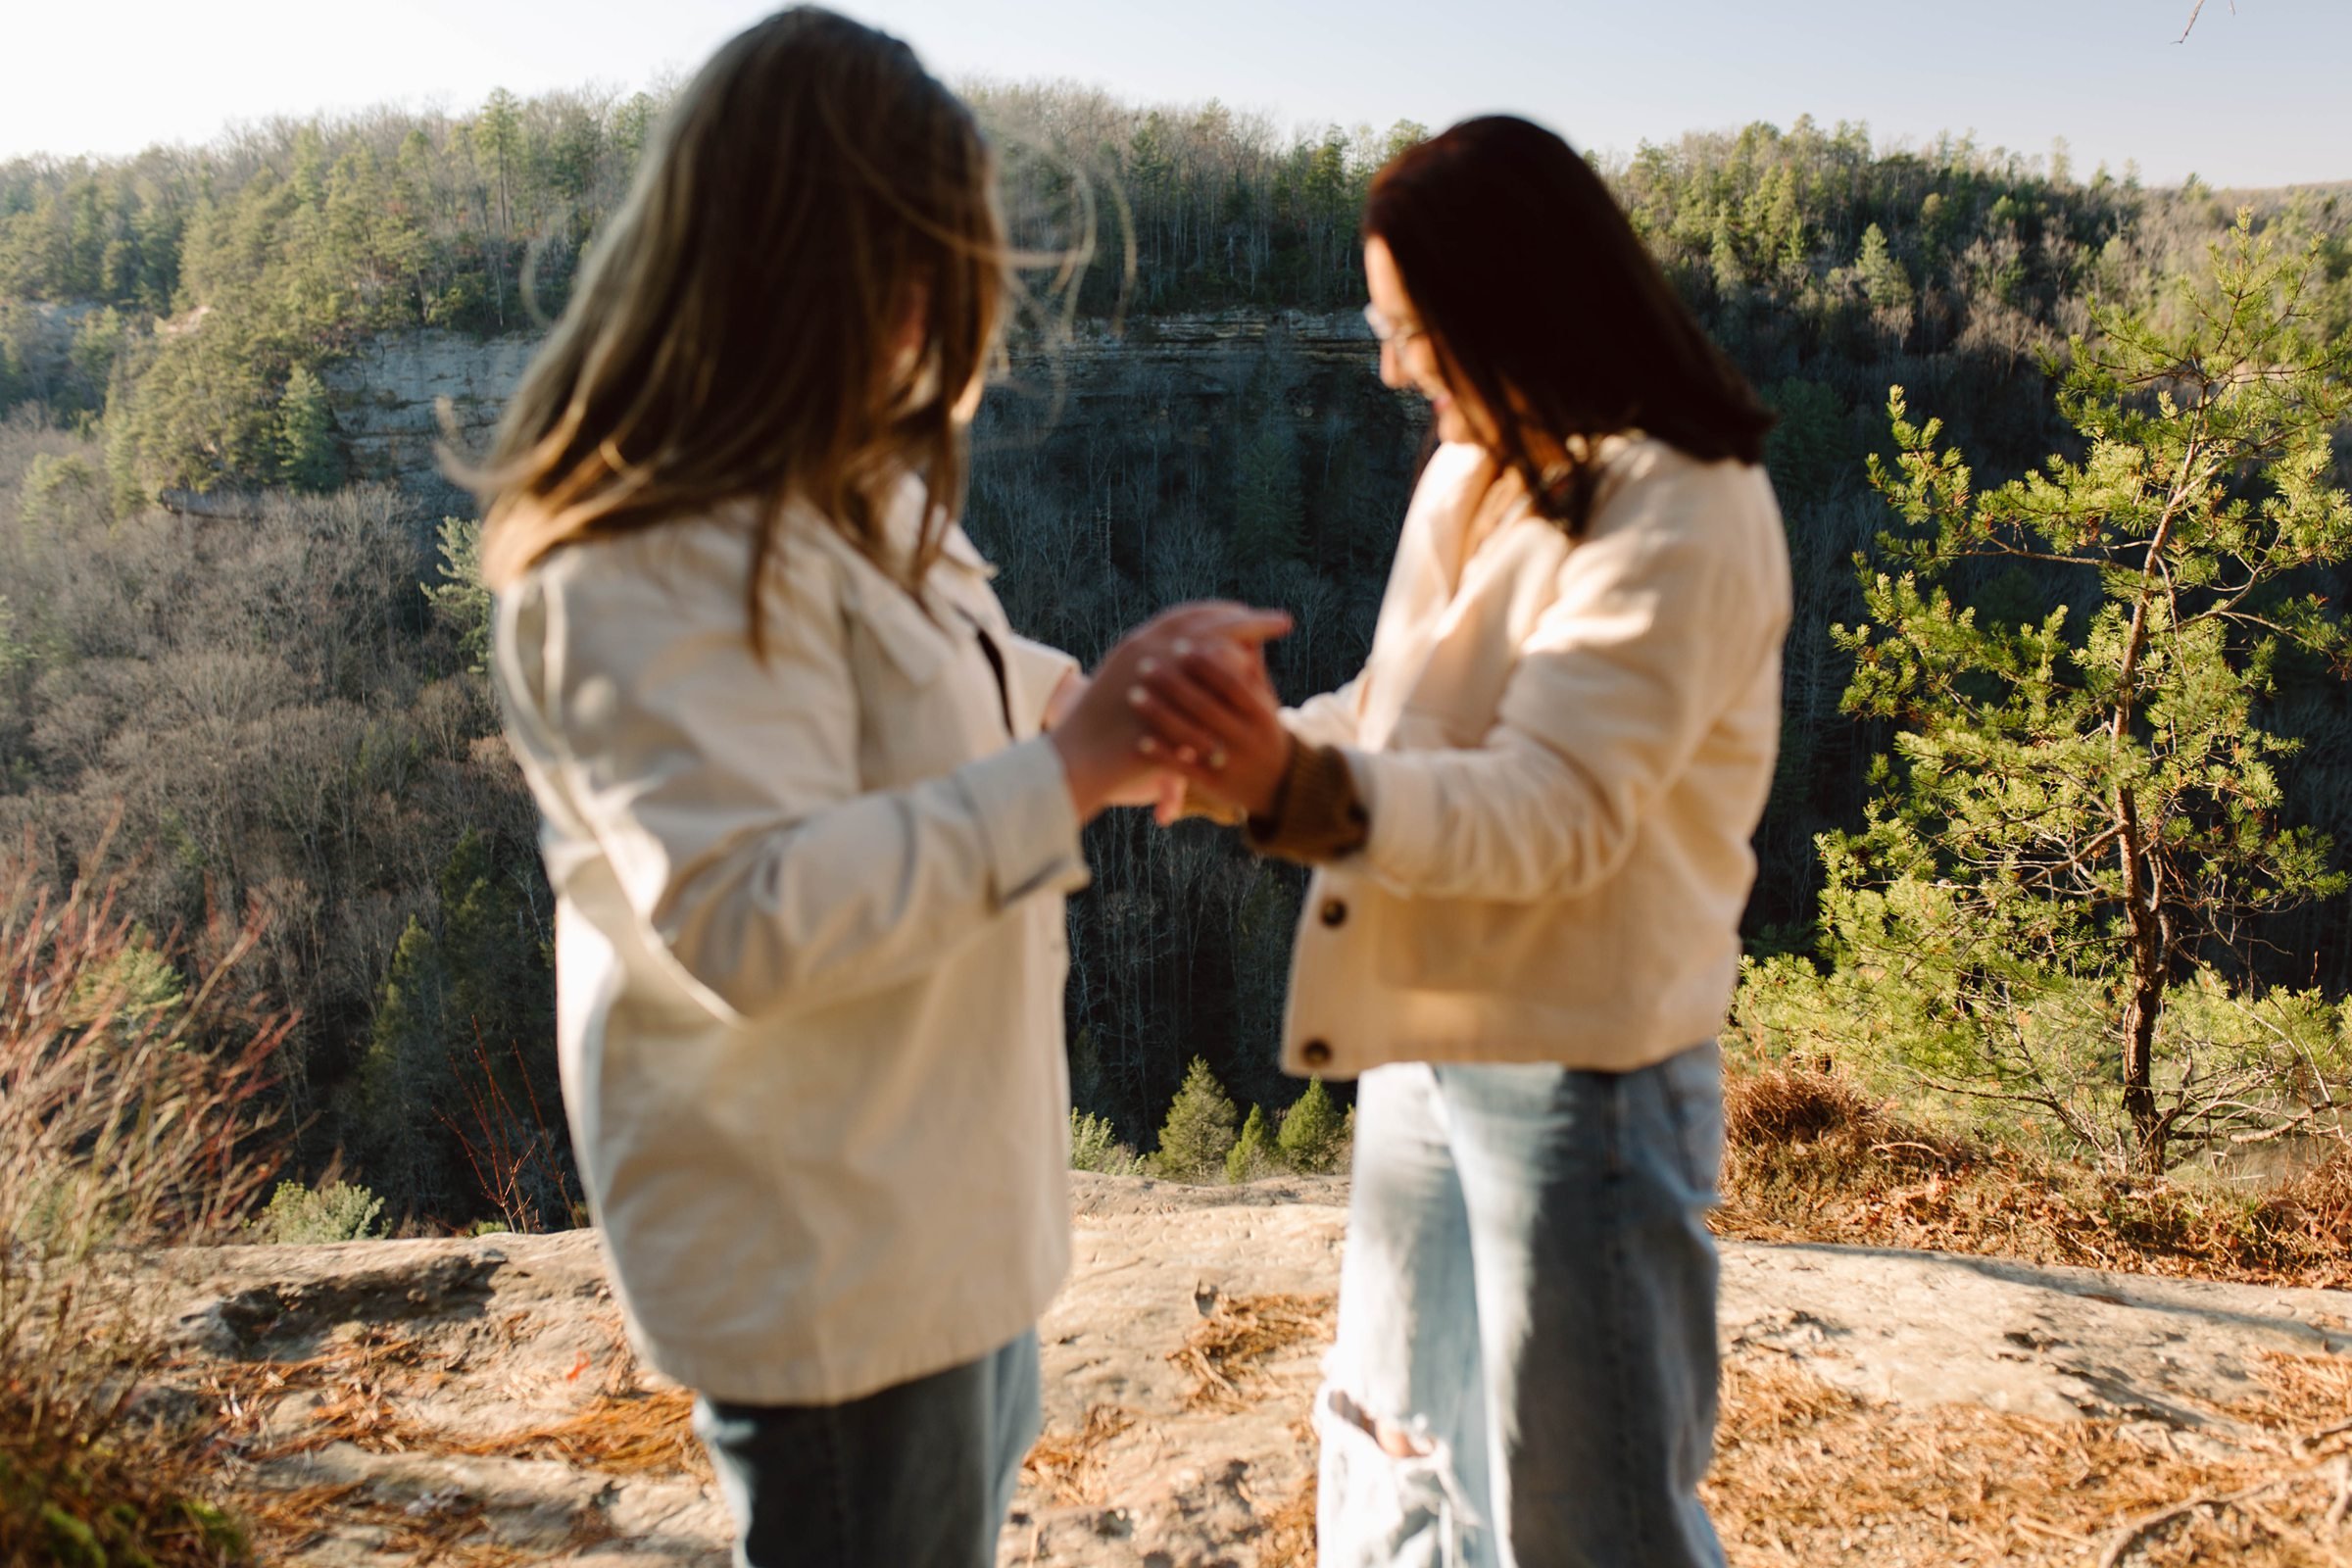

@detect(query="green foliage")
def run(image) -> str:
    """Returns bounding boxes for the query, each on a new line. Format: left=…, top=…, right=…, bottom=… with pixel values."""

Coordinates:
left=17, top=452, right=105, bottom=535
left=1152, top=1057, right=1239, bottom=1182
left=273, top=367, right=343, bottom=492
left=1806, top=214, right=2352, bottom=1167
left=1068, top=1108, right=1140, bottom=1176
left=1276, top=1078, right=1348, bottom=1174
left=1853, top=221, right=1914, bottom=313
left=1231, top=420, right=1304, bottom=579
left=1225, top=1103, right=1276, bottom=1183
left=0, top=596, right=21, bottom=688
left=251, top=1179, right=387, bottom=1245
left=1761, top=378, right=1849, bottom=506
left=350, top=831, right=556, bottom=1215
left=63, top=939, right=184, bottom=1032
left=423, top=515, right=491, bottom=672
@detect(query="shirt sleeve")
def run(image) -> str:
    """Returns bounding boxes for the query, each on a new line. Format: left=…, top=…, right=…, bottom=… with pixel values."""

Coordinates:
left=512, top=534, right=1087, bottom=1025
left=1281, top=676, right=1367, bottom=750
left=1345, top=464, right=1784, bottom=904
left=998, top=632, right=1080, bottom=738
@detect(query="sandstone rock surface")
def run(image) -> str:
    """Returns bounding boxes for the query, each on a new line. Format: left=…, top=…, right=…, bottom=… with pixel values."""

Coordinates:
left=146, top=1174, right=2350, bottom=1565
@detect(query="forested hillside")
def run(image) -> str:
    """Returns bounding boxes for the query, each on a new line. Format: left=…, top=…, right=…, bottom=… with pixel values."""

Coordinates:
left=3, top=82, right=2347, bottom=1221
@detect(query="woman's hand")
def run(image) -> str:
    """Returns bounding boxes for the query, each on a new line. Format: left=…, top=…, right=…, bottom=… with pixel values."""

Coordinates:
left=1047, top=669, right=1186, bottom=815
left=1049, top=603, right=1291, bottom=821
left=1130, top=635, right=1295, bottom=820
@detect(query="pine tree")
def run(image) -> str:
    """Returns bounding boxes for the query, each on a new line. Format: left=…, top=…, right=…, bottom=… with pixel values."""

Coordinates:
left=1231, top=422, right=1303, bottom=580
left=1225, top=1103, right=1275, bottom=1184
left=424, top=516, right=492, bottom=673
left=275, top=366, right=343, bottom=492
left=1069, top=1109, right=1139, bottom=1175
left=353, top=914, right=453, bottom=1209
left=1153, top=1057, right=1239, bottom=1183
left=1763, top=215, right=2352, bottom=1170
left=1276, top=1078, right=1348, bottom=1174
left=1854, top=222, right=1913, bottom=313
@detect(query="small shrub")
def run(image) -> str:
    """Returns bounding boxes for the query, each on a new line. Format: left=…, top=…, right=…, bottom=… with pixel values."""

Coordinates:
left=1722, top=1063, right=1891, bottom=1149
left=251, top=1179, right=386, bottom=1245
left=1152, top=1058, right=1239, bottom=1183
left=1225, top=1104, right=1278, bottom=1184
left=1276, top=1079, right=1348, bottom=1175
left=1069, top=1109, right=1140, bottom=1176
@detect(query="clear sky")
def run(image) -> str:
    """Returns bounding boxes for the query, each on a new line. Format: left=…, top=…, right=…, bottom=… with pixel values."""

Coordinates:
left=7, top=0, right=2345, bottom=188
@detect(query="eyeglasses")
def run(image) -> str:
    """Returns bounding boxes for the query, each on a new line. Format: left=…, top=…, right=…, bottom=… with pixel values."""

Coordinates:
left=1362, top=304, right=1428, bottom=347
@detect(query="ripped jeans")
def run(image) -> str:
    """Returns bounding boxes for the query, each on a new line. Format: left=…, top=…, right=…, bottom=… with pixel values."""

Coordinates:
left=1317, top=1048, right=1726, bottom=1568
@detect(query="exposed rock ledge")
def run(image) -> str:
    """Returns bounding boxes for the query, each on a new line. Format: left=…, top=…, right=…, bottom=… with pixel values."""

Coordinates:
left=146, top=1174, right=2350, bottom=1565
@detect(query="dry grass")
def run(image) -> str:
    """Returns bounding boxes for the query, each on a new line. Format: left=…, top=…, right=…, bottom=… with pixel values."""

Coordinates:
left=185, top=1315, right=707, bottom=1562
left=1236, top=1350, right=2352, bottom=1568
left=0, top=838, right=288, bottom=1566
left=196, top=1320, right=707, bottom=1479
left=1706, top=1349, right=2352, bottom=1566
left=231, top=1478, right=619, bottom=1568
left=1253, top=1419, right=1320, bottom=1568
left=443, top=1386, right=705, bottom=1477
left=1021, top=1404, right=1138, bottom=1506
left=1166, top=1292, right=1336, bottom=1411
left=1719, top=1065, right=2352, bottom=1290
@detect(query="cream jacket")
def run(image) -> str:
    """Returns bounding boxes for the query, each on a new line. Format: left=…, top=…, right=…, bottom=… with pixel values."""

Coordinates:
left=1280, top=438, right=1790, bottom=1077
left=492, top=486, right=1084, bottom=1404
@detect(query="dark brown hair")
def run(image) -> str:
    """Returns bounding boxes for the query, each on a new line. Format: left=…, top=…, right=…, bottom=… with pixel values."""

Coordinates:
left=468, top=7, right=1003, bottom=649
left=1365, top=115, right=1773, bottom=534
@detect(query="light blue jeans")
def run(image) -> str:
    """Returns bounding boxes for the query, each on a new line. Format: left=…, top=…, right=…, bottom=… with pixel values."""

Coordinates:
left=693, top=1329, right=1040, bottom=1567
left=1317, top=1047, right=1727, bottom=1568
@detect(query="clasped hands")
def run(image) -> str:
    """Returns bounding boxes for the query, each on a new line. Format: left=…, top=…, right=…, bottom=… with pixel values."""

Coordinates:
left=1045, top=602, right=1296, bottom=826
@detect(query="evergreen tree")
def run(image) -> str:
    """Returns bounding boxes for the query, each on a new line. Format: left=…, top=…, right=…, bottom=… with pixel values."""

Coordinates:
left=1069, top=1109, right=1139, bottom=1175
left=423, top=515, right=492, bottom=672
left=1153, top=1056, right=1239, bottom=1182
left=473, top=88, right=524, bottom=236
left=17, top=453, right=104, bottom=536
left=353, top=913, right=453, bottom=1209
left=1276, top=1078, right=1348, bottom=1174
left=0, top=596, right=23, bottom=690
left=1232, top=421, right=1303, bottom=579
left=1225, top=1103, right=1275, bottom=1184
left=1757, top=216, right=2352, bottom=1170
left=1854, top=222, right=1914, bottom=316
left=275, top=366, right=343, bottom=492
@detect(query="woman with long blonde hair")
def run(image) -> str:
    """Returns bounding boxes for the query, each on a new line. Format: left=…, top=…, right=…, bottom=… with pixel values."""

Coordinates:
left=473, top=11, right=1282, bottom=1563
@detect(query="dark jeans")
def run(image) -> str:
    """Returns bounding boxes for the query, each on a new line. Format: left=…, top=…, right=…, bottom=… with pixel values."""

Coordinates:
left=693, top=1329, right=1042, bottom=1568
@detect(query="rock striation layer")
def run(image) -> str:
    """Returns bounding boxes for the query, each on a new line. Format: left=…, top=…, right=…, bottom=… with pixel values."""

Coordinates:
left=315, top=312, right=1388, bottom=498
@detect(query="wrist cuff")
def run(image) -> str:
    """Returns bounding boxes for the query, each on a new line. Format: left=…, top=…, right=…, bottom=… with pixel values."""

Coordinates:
left=1245, top=743, right=1370, bottom=864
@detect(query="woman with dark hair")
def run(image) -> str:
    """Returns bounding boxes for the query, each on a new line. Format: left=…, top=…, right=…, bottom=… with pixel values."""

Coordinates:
left=1135, top=115, right=1789, bottom=1566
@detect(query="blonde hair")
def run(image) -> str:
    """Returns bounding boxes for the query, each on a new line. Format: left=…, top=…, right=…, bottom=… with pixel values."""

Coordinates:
left=466, top=7, right=1004, bottom=649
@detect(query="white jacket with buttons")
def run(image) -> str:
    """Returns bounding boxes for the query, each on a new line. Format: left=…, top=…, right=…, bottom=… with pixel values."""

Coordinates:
left=492, top=484, right=1083, bottom=1404
left=1281, top=438, right=1790, bottom=1078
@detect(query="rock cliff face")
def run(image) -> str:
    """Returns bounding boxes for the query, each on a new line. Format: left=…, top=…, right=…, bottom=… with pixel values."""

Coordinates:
left=152, top=1176, right=2352, bottom=1567
left=317, top=333, right=542, bottom=495
left=315, top=312, right=1388, bottom=498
